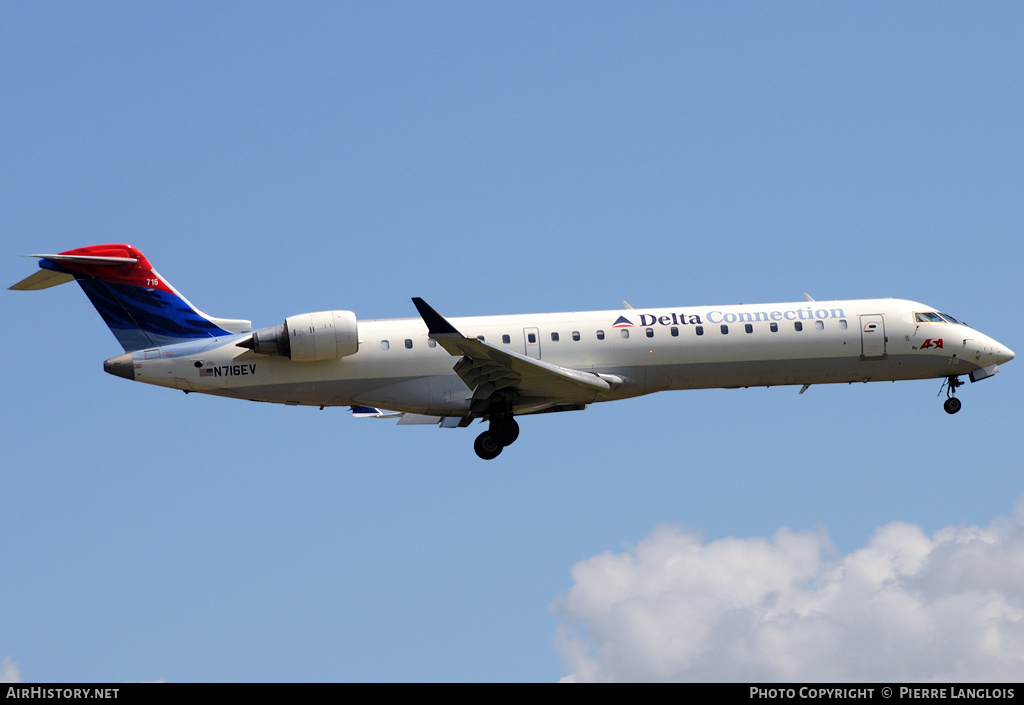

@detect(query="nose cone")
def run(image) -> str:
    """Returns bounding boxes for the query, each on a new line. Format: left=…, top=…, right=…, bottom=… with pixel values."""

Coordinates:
left=987, top=335, right=1015, bottom=366
left=103, top=352, right=135, bottom=380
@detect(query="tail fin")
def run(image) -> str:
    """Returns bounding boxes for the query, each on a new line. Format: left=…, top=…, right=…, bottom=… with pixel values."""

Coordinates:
left=10, top=244, right=251, bottom=351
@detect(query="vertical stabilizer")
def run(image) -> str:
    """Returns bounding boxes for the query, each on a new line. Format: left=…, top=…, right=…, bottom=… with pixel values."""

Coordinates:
left=10, top=244, right=251, bottom=351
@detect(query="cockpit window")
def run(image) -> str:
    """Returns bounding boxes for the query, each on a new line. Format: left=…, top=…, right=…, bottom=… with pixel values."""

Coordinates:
left=916, top=311, right=969, bottom=327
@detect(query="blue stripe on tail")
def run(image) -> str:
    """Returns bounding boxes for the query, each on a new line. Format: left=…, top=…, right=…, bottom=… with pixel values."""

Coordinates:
left=75, top=277, right=235, bottom=351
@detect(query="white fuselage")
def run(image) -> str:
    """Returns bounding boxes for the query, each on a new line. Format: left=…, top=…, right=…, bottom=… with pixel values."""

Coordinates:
left=121, top=298, right=1013, bottom=417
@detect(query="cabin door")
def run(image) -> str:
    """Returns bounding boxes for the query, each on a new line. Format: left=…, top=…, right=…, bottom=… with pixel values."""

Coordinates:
left=860, top=314, right=887, bottom=360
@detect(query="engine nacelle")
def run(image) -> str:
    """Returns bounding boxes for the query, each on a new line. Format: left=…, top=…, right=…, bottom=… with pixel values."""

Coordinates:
left=244, top=310, right=359, bottom=361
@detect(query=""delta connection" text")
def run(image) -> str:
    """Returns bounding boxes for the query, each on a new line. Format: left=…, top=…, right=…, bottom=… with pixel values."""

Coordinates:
left=632, top=306, right=847, bottom=328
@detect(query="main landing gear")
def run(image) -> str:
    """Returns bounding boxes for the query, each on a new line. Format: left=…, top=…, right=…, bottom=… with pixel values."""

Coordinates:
left=473, top=416, right=520, bottom=460
left=942, top=375, right=964, bottom=415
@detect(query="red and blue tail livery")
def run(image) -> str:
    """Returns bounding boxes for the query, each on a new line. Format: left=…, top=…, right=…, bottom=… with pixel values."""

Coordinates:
left=10, top=243, right=1014, bottom=459
left=11, top=244, right=250, bottom=352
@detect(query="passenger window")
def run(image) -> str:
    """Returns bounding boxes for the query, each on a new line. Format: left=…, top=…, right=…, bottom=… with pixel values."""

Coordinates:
left=427, top=339, right=437, bottom=348
left=839, top=320, right=848, bottom=329
left=696, top=326, right=704, bottom=336
left=572, top=331, right=580, bottom=341
left=404, top=339, right=413, bottom=349
left=721, top=325, right=729, bottom=335
left=381, top=340, right=390, bottom=350
left=502, top=334, right=511, bottom=344
left=528, top=333, right=537, bottom=343
left=815, top=321, right=824, bottom=331
left=744, top=324, right=753, bottom=334
left=770, top=322, right=779, bottom=333
left=794, top=322, right=803, bottom=332
left=551, top=332, right=560, bottom=342
left=621, top=329, right=629, bottom=339
left=670, top=327, right=679, bottom=337
left=596, top=330, right=605, bottom=340
left=646, top=328, right=654, bottom=338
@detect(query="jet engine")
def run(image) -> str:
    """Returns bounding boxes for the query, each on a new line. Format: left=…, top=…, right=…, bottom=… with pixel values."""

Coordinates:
left=240, top=310, right=359, bottom=361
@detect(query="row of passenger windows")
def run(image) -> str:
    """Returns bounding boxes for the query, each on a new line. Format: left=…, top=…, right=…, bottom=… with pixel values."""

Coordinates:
left=380, top=338, right=437, bottom=350
left=379, top=319, right=849, bottom=350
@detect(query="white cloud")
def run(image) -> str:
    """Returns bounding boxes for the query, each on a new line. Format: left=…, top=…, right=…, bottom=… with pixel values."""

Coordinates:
left=1, top=657, right=22, bottom=684
left=553, top=500, right=1024, bottom=682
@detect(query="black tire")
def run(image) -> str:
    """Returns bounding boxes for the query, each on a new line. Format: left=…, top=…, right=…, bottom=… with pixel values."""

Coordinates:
left=944, top=397, right=962, bottom=415
left=491, top=418, right=520, bottom=446
left=474, top=431, right=503, bottom=460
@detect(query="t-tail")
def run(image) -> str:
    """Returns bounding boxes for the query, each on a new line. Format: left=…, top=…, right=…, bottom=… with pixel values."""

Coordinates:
left=9, top=244, right=251, bottom=351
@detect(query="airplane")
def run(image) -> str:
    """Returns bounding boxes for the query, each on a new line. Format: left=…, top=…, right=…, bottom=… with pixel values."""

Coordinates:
left=11, top=244, right=1015, bottom=459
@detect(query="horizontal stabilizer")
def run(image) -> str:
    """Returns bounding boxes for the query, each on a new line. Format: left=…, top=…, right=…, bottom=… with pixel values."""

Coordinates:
left=26, top=253, right=138, bottom=266
left=350, top=406, right=463, bottom=426
left=9, top=269, right=75, bottom=291
left=350, top=405, right=403, bottom=419
left=10, top=251, right=137, bottom=290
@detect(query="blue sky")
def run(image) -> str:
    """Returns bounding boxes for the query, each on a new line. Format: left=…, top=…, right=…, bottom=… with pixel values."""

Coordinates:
left=2, top=3, right=1022, bottom=682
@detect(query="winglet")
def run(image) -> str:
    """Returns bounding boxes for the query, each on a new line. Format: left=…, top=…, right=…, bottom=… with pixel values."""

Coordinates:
left=412, top=298, right=462, bottom=337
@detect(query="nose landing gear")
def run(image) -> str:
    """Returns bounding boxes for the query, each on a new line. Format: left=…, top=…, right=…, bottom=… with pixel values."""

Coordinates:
left=942, top=376, right=964, bottom=414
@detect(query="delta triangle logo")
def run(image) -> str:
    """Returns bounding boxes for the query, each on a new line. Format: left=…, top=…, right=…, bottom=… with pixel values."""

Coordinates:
left=613, top=315, right=634, bottom=328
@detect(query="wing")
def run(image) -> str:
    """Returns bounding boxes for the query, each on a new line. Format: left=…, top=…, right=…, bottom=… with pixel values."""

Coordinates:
left=412, top=298, right=610, bottom=415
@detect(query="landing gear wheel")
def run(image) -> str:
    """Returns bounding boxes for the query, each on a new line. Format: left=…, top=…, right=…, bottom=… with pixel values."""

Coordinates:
left=474, top=431, right=503, bottom=460
left=491, top=418, right=520, bottom=446
left=943, top=375, right=964, bottom=415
